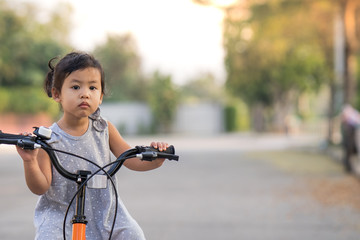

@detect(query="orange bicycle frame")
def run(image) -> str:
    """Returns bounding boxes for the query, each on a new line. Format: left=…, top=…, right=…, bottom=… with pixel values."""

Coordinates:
left=72, top=223, right=87, bottom=240
left=71, top=170, right=91, bottom=240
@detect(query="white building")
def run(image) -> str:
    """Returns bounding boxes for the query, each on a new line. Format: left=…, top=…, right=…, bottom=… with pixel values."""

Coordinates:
left=100, top=102, right=224, bottom=135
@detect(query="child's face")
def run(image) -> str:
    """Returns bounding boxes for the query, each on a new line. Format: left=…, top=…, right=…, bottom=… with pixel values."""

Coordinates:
left=52, top=67, right=103, bottom=120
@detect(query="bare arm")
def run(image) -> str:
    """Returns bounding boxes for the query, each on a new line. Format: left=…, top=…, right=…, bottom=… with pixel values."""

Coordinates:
left=108, top=121, right=166, bottom=171
left=17, top=147, right=52, bottom=195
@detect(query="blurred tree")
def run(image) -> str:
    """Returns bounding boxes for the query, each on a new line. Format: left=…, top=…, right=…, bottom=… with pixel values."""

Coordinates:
left=340, top=0, right=360, bottom=105
left=0, top=88, right=10, bottom=113
left=225, top=0, right=333, bottom=131
left=3, top=87, right=58, bottom=116
left=195, top=0, right=334, bottom=132
left=0, top=0, right=71, bottom=117
left=180, top=72, right=225, bottom=103
left=148, top=71, right=179, bottom=134
left=0, top=1, right=71, bottom=87
left=93, top=34, right=147, bottom=101
left=224, top=97, right=250, bottom=132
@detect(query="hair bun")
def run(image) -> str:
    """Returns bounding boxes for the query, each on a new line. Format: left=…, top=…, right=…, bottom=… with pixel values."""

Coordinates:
left=43, top=57, right=57, bottom=97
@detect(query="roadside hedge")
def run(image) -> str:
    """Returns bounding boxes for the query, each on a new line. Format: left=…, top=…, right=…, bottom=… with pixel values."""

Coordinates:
left=0, top=87, right=59, bottom=117
left=224, top=99, right=250, bottom=132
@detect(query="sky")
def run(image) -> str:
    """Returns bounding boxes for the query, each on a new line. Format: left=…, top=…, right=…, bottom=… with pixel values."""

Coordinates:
left=13, top=0, right=229, bottom=85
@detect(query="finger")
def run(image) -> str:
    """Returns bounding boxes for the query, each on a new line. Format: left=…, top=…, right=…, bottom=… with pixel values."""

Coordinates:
left=155, top=142, right=162, bottom=151
left=150, top=142, right=169, bottom=151
left=150, top=142, right=157, bottom=148
left=158, top=142, right=168, bottom=151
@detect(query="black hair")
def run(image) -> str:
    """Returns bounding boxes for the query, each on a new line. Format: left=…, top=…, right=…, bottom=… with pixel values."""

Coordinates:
left=44, top=51, right=105, bottom=97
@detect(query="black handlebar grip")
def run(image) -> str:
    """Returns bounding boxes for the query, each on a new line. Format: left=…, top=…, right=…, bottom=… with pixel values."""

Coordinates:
left=136, top=145, right=179, bottom=161
left=0, top=131, right=28, bottom=145
left=136, top=145, right=175, bottom=154
left=150, top=145, right=175, bottom=154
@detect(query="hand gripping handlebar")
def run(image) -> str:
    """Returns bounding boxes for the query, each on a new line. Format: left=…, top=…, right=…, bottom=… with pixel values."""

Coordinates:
left=0, top=127, right=179, bottom=181
left=0, top=126, right=179, bottom=240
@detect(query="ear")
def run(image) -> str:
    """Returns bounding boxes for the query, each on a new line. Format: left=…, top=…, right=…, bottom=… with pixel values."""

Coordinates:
left=52, top=88, right=61, bottom=103
left=99, top=93, right=104, bottom=105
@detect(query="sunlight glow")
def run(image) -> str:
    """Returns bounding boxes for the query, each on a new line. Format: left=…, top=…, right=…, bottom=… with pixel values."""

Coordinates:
left=13, top=0, right=227, bottom=85
left=212, top=0, right=238, bottom=7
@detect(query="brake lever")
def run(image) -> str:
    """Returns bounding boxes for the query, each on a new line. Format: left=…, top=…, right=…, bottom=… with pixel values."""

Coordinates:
left=17, top=138, right=41, bottom=150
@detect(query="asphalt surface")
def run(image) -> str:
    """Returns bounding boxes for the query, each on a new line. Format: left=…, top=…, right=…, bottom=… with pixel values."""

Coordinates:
left=1, top=133, right=360, bottom=239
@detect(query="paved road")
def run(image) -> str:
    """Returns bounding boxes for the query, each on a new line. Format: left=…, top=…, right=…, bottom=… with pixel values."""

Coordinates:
left=1, top=133, right=360, bottom=239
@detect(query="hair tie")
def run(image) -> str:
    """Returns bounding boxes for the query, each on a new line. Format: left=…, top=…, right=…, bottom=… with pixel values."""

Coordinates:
left=89, top=108, right=107, bottom=131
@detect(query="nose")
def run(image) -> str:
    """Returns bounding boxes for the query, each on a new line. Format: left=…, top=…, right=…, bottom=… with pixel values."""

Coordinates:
left=80, top=89, right=90, bottom=99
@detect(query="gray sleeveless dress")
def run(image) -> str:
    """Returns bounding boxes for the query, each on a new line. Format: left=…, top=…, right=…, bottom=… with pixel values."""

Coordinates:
left=34, top=111, right=145, bottom=240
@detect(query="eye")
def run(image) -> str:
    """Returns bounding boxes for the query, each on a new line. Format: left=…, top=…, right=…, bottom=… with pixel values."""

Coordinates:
left=72, top=85, right=80, bottom=90
left=90, top=86, right=97, bottom=91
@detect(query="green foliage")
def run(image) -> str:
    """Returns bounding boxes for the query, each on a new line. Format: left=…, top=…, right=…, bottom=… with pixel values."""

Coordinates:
left=148, top=71, right=179, bottom=133
left=224, top=99, right=250, bottom=132
left=0, top=1, right=71, bottom=115
left=224, top=105, right=237, bottom=132
left=354, top=57, right=360, bottom=110
left=93, top=34, right=147, bottom=101
left=225, top=1, right=328, bottom=103
left=0, top=1, right=71, bottom=87
left=180, top=72, right=225, bottom=103
left=0, top=88, right=10, bottom=113
left=0, top=87, right=59, bottom=117
left=223, top=0, right=334, bottom=130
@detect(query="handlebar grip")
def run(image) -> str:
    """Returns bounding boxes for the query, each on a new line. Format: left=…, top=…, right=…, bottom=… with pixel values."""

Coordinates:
left=156, top=152, right=179, bottom=161
left=136, top=145, right=175, bottom=154
left=135, top=145, right=179, bottom=161
left=146, top=145, right=175, bottom=154
left=0, top=131, right=28, bottom=145
left=0, top=131, right=41, bottom=150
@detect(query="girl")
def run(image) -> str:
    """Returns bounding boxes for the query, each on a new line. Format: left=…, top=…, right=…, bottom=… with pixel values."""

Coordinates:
left=16, top=52, right=168, bottom=239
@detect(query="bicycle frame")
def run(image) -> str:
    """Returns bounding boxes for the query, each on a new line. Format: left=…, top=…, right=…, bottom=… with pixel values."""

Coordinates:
left=0, top=127, right=179, bottom=240
left=72, top=170, right=91, bottom=240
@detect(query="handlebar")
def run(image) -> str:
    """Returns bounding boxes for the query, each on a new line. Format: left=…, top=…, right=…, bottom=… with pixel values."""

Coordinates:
left=0, top=127, right=179, bottom=182
left=0, top=126, right=179, bottom=240
left=0, top=131, right=29, bottom=145
left=136, top=145, right=179, bottom=161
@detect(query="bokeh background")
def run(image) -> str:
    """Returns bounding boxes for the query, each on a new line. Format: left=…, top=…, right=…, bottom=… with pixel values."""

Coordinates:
left=2, top=0, right=360, bottom=239
left=2, top=0, right=358, bottom=139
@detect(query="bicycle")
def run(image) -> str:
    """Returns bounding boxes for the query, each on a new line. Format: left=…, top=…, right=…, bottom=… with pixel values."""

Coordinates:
left=340, top=104, right=360, bottom=178
left=0, top=126, right=179, bottom=240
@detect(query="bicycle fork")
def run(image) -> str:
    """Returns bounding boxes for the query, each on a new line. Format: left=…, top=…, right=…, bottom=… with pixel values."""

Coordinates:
left=72, top=171, right=91, bottom=240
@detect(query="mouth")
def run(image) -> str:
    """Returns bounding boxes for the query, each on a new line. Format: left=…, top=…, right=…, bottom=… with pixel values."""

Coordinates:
left=79, top=102, right=90, bottom=108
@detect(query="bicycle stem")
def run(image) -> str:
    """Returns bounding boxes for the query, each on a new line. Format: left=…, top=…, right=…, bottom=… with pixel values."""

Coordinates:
left=72, top=171, right=91, bottom=240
